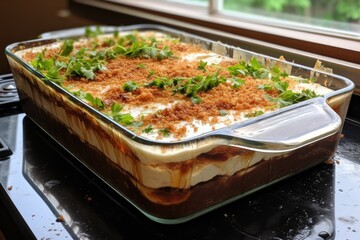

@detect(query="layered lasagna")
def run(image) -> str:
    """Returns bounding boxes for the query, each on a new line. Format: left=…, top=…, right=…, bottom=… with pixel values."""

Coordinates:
left=12, top=27, right=340, bottom=221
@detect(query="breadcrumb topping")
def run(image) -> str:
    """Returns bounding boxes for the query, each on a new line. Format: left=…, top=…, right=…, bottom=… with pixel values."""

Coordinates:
left=22, top=31, right=319, bottom=140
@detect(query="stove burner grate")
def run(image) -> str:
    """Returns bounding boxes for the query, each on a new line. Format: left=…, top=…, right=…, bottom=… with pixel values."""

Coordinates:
left=0, top=73, right=20, bottom=109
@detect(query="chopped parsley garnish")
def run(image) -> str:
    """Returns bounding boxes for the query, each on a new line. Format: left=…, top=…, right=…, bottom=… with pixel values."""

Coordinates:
left=197, top=61, right=208, bottom=72
left=147, top=70, right=155, bottom=78
left=109, top=102, right=135, bottom=125
left=191, top=96, right=202, bottom=104
left=59, top=39, right=74, bottom=56
left=245, top=110, right=264, bottom=118
left=106, top=39, right=174, bottom=60
left=30, top=31, right=174, bottom=83
left=265, top=89, right=320, bottom=107
left=71, top=90, right=104, bottom=110
left=159, top=128, right=171, bottom=137
left=274, top=81, right=289, bottom=93
left=145, top=77, right=173, bottom=89
left=219, top=110, right=228, bottom=116
left=227, top=57, right=289, bottom=82
left=30, top=52, right=65, bottom=84
left=257, top=82, right=274, bottom=91
left=173, top=70, right=226, bottom=99
left=110, top=102, right=123, bottom=113
left=84, top=92, right=104, bottom=110
left=26, top=28, right=324, bottom=140
left=65, top=47, right=108, bottom=80
left=84, top=26, right=103, bottom=38
left=270, top=65, right=289, bottom=81
left=229, top=77, right=245, bottom=88
left=142, top=125, right=154, bottom=133
left=123, top=81, right=139, bottom=92
left=137, top=63, right=146, bottom=69
left=227, top=58, right=269, bottom=79
left=142, top=71, right=227, bottom=103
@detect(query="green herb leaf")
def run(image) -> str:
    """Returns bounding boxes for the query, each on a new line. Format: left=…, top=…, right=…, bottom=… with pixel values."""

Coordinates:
left=245, top=110, right=264, bottom=118
left=142, top=125, right=154, bottom=133
left=59, top=39, right=74, bottom=56
left=108, top=103, right=135, bottom=125
left=111, top=102, right=123, bottom=114
left=227, top=58, right=270, bottom=79
left=159, top=128, right=171, bottom=137
left=227, top=62, right=247, bottom=76
left=112, top=113, right=135, bottom=126
left=82, top=67, right=95, bottom=80
left=230, top=78, right=245, bottom=88
left=197, top=61, right=208, bottom=72
left=257, top=83, right=273, bottom=91
left=113, top=30, right=119, bottom=38
left=31, top=31, right=175, bottom=83
left=173, top=70, right=225, bottom=98
left=219, top=110, right=228, bottom=116
left=44, top=67, right=64, bottom=85
left=274, top=81, right=289, bottom=93
left=270, top=65, right=288, bottom=82
left=145, top=77, right=173, bottom=89
left=71, top=90, right=104, bottom=110
left=191, top=96, right=202, bottom=104
left=265, top=89, right=320, bottom=107
left=147, top=70, right=155, bottom=78
left=31, top=52, right=54, bottom=71
left=137, top=63, right=146, bottom=69
left=249, top=57, right=262, bottom=70
left=157, top=46, right=173, bottom=61
left=31, top=52, right=65, bottom=84
left=85, top=26, right=103, bottom=38
left=84, top=92, right=104, bottom=109
left=122, top=81, right=139, bottom=92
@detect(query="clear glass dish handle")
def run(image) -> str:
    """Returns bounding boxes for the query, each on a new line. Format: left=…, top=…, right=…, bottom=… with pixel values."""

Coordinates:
left=220, top=100, right=342, bottom=153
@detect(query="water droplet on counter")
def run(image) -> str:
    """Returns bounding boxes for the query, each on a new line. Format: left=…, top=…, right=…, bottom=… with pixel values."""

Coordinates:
left=44, top=180, right=61, bottom=189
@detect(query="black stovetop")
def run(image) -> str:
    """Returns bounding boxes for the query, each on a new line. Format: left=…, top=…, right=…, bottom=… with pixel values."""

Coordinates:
left=0, top=74, right=359, bottom=240
left=0, top=73, right=19, bottom=110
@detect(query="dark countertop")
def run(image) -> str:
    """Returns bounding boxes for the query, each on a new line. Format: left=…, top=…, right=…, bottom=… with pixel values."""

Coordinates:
left=0, top=111, right=359, bottom=239
left=1, top=70, right=360, bottom=240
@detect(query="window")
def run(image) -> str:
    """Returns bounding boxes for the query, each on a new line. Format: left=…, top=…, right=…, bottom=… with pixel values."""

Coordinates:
left=157, top=0, right=360, bottom=38
left=221, top=0, right=360, bottom=38
left=73, top=0, right=360, bottom=90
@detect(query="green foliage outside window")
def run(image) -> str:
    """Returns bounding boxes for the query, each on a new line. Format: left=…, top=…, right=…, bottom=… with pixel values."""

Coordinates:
left=223, top=0, right=360, bottom=22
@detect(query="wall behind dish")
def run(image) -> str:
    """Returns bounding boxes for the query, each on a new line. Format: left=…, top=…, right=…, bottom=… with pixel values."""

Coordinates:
left=0, top=0, right=99, bottom=74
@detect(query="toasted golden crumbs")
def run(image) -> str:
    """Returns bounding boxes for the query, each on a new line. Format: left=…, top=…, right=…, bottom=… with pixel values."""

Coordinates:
left=61, top=41, right=277, bottom=137
left=23, top=32, right=313, bottom=139
left=325, top=158, right=334, bottom=165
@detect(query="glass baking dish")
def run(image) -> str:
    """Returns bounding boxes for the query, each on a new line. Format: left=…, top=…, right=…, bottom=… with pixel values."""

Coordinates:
left=5, top=24, right=354, bottom=224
